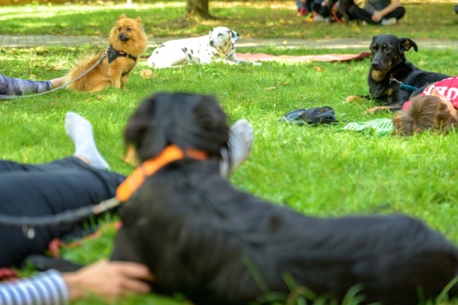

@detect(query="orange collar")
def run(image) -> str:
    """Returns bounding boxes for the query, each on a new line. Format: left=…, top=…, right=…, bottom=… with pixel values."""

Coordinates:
left=116, top=145, right=207, bottom=202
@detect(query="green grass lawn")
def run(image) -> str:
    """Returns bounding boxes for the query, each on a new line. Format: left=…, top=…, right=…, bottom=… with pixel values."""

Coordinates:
left=1, top=3, right=458, bottom=304
left=0, top=1, right=457, bottom=39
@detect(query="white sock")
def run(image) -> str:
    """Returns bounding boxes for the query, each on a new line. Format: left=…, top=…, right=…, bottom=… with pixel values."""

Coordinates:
left=220, top=119, right=254, bottom=177
left=65, top=112, right=110, bottom=170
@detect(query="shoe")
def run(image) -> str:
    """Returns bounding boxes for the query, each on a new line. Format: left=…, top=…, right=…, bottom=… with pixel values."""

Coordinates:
left=280, top=107, right=338, bottom=126
left=314, top=15, right=325, bottom=22
left=297, top=7, right=308, bottom=17
left=381, top=17, right=397, bottom=26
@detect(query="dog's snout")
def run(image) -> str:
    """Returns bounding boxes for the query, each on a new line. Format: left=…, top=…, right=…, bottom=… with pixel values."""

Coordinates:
left=371, top=62, right=380, bottom=70
left=118, top=33, right=129, bottom=42
left=209, top=40, right=214, bottom=47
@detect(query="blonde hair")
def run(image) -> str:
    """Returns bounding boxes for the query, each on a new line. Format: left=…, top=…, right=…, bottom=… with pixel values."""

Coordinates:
left=392, top=95, right=456, bottom=136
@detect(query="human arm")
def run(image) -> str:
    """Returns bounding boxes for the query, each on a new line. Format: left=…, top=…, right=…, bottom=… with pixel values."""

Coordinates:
left=63, top=259, right=153, bottom=303
left=371, top=0, right=401, bottom=21
left=0, top=260, right=153, bottom=305
left=0, top=269, right=68, bottom=304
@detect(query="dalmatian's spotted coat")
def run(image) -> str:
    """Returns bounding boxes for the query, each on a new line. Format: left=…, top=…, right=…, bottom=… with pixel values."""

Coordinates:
left=146, top=27, right=261, bottom=68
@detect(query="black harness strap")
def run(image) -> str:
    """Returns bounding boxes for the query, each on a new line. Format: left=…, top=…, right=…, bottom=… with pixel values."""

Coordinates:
left=107, top=44, right=138, bottom=76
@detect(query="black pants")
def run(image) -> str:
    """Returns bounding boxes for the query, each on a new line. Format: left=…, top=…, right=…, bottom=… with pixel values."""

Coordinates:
left=312, top=2, right=331, bottom=18
left=0, top=157, right=126, bottom=267
left=348, top=5, right=405, bottom=24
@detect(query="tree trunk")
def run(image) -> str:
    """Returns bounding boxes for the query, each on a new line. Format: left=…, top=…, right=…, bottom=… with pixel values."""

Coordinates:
left=186, top=0, right=212, bottom=19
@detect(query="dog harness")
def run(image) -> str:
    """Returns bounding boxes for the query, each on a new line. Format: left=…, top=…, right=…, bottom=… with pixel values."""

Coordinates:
left=116, top=145, right=208, bottom=202
left=107, top=44, right=138, bottom=76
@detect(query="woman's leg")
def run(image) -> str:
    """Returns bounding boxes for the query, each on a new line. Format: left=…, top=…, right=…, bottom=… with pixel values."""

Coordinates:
left=0, top=74, right=50, bottom=96
left=0, top=167, right=125, bottom=267
left=348, top=5, right=377, bottom=23
left=0, top=111, right=121, bottom=267
left=383, top=6, right=405, bottom=20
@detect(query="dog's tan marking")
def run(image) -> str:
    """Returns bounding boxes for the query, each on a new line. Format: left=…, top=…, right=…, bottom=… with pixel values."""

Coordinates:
left=371, top=70, right=387, bottom=82
left=344, top=95, right=367, bottom=103
left=364, top=106, right=393, bottom=114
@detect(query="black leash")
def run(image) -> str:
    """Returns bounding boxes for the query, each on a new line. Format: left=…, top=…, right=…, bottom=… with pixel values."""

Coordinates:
left=388, top=60, right=419, bottom=92
left=0, top=46, right=109, bottom=100
left=0, top=197, right=121, bottom=238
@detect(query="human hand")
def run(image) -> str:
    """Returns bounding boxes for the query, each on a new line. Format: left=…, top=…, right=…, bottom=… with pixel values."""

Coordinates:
left=371, top=11, right=383, bottom=22
left=63, top=259, right=154, bottom=303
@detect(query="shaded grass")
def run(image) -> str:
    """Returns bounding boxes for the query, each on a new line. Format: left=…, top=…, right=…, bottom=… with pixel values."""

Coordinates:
left=1, top=44, right=458, bottom=304
left=0, top=2, right=458, bottom=39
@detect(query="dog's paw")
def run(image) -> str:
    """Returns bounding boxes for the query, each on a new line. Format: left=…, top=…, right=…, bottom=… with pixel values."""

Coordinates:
left=252, top=61, right=262, bottom=66
left=364, top=106, right=392, bottom=114
left=344, top=95, right=366, bottom=103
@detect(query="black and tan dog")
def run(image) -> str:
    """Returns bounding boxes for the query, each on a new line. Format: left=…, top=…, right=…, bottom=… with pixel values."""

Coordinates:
left=110, top=92, right=458, bottom=305
left=363, top=34, right=449, bottom=113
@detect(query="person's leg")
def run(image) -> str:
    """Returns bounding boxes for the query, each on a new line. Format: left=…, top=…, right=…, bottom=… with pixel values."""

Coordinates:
left=305, top=0, right=314, bottom=12
left=0, top=74, right=65, bottom=96
left=348, top=5, right=377, bottom=23
left=296, top=0, right=308, bottom=16
left=0, top=168, right=125, bottom=267
left=0, top=157, right=102, bottom=174
left=383, top=6, right=405, bottom=20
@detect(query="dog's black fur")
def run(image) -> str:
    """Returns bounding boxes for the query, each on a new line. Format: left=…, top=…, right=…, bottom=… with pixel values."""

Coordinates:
left=367, top=34, right=449, bottom=110
left=110, top=92, right=458, bottom=305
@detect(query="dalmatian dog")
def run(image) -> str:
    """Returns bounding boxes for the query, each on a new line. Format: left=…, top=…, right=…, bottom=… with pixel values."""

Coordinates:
left=146, top=27, right=261, bottom=68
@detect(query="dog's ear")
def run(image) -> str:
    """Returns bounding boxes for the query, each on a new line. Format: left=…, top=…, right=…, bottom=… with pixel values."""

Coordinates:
left=118, top=13, right=127, bottom=20
left=399, top=38, right=418, bottom=52
left=230, top=30, right=239, bottom=43
left=209, top=28, right=214, bottom=35
left=124, top=94, right=167, bottom=162
left=136, top=17, right=142, bottom=24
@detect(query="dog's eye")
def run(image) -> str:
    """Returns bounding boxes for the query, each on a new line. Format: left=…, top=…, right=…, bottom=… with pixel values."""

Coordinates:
left=384, top=47, right=391, bottom=52
left=118, top=27, right=121, bottom=31
left=218, top=33, right=223, bottom=37
left=127, top=27, right=132, bottom=31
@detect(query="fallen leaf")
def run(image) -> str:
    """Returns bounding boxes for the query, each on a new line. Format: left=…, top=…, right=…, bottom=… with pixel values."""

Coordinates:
left=140, top=69, right=154, bottom=79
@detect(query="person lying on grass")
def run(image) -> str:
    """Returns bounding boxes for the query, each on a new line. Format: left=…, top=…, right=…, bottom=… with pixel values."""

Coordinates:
left=392, top=76, right=458, bottom=136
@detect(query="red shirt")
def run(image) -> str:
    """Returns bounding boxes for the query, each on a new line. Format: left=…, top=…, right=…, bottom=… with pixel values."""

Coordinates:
left=402, top=77, right=458, bottom=111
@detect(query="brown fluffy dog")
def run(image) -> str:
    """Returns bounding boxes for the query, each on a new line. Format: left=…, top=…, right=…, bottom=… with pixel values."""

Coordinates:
left=66, top=14, right=147, bottom=92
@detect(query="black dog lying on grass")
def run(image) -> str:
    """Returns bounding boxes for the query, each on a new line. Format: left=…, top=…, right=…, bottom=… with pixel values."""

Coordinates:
left=110, top=92, right=458, bottom=305
left=363, top=34, right=449, bottom=113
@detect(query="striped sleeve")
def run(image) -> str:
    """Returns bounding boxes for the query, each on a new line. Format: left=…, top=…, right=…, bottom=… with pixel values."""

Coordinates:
left=0, top=270, right=69, bottom=305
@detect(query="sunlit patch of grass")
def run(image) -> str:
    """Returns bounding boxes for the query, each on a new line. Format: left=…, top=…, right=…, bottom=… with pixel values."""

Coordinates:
left=1, top=2, right=457, bottom=39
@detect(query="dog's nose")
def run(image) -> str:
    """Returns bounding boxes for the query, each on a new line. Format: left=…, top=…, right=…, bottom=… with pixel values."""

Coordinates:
left=118, top=33, right=129, bottom=42
left=209, top=40, right=214, bottom=47
left=371, top=62, right=380, bottom=70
